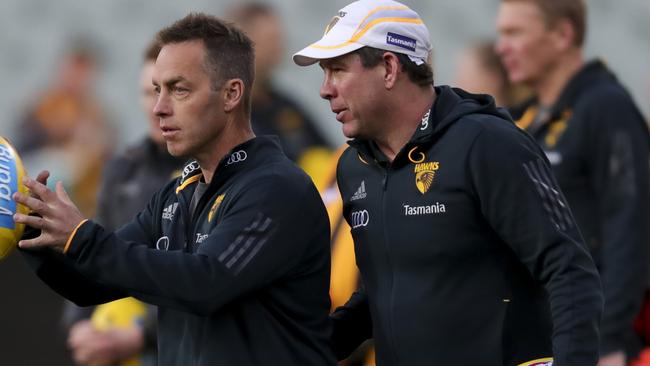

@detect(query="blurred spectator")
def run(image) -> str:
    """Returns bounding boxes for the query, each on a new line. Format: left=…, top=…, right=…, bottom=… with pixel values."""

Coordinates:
left=454, top=40, right=530, bottom=108
left=226, top=2, right=332, bottom=185
left=496, top=1, right=650, bottom=365
left=16, top=41, right=114, bottom=215
left=631, top=76, right=650, bottom=366
left=62, top=40, right=184, bottom=366
left=14, top=39, right=114, bottom=217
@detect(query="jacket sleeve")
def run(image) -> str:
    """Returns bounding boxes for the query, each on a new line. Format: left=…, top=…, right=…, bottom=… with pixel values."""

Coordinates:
left=467, top=120, right=603, bottom=366
left=330, top=284, right=373, bottom=361
left=18, top=182, right=166, bottom=306
left=64, top=174, right=328, bottom=316
left=20, top=247, right=126, bottom=306
left=582, top=89, right=650, bottom=355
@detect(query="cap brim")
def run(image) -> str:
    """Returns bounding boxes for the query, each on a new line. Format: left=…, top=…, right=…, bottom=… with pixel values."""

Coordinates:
left=293, top=42, right=364, bottom=66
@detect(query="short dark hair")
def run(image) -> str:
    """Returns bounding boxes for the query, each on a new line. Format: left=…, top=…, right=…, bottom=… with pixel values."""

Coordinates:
left=354, top=47, right=434, bottom=87
left=501, top=0, right=586, bottom=47
left=156, top=13, right=255, bottom=111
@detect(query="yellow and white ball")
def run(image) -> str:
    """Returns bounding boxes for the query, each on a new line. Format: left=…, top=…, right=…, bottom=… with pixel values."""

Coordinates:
left=0, top=136, right=28, bottom=260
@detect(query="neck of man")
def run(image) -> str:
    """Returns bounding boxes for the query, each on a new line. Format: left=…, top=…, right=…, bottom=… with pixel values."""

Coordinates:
left=374, top=85, right=436, bottom=162
left=197, top=114, right=255, bottom=184
left=534, top=48, right=584, bottom=107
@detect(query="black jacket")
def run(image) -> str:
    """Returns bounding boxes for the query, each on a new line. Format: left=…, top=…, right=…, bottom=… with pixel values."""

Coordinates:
left=331, top=86, right=603, bottom=366
left=511, top=60, right=650, bottom=357
left=22, top=136, right=336, bottom=366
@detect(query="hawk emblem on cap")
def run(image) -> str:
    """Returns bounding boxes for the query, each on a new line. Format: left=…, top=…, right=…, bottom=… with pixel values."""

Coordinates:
left=324, top=11, right=347, bottom=35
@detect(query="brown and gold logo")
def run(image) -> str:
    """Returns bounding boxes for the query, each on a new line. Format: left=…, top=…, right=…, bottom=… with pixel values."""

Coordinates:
left=324, top=12, right=346, bottom=35
left=544, top=110, right=572, bottom=148
left=208, top=194, right=225, bottom=222
left=408, top=147, right=439, bottom=194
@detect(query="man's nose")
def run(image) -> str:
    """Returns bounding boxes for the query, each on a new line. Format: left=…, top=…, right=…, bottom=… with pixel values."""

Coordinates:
left=153, top=92, right=171, bottom=118
left=319, top=74, right=335, bottom=101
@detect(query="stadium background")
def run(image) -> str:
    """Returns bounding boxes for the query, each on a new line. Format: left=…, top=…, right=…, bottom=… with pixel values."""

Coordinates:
left=0, top=0, right=648, bottom=364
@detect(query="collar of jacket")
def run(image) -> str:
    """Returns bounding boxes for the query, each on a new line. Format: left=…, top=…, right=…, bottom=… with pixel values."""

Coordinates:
left=512, top=59, right=613, bottom=122
left=348, top=85, right=502, bottom=168
left=175, top=135, right=284, bottom=195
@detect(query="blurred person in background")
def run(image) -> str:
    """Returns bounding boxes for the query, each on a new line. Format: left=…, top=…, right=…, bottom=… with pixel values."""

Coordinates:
left=454, top=40, right=530, bottom=108
left=14, top=38, right=114, bottom=217
left=226, top=2, right=333, bottom=186
left=496, top=1, right=650, bottom=365
left=61, top=39, right=184, bottom=366
left=630, top=77, right=650, bottom=366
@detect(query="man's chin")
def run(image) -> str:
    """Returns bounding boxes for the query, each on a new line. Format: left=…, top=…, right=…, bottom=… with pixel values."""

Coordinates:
left=341, top=124, right=359, bottom=139
left=166, top=143, right=187, bottom=158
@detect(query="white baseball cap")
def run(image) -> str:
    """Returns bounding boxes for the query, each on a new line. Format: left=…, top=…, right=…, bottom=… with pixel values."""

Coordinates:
left=293, top=0, right=432, bottom=67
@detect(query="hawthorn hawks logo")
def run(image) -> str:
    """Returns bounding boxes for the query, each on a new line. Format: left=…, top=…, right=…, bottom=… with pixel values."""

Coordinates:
left=408, top=147, right=439, bottom=194
left=208, top=194, right=225, bottom=222
left=324, top=11, right=346, bottom=35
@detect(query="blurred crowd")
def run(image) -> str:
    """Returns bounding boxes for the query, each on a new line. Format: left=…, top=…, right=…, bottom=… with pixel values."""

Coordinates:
left=1, top=1, right=649, bottom=366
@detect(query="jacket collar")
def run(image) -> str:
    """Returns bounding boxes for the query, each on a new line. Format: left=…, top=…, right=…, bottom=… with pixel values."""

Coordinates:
left=176, top=135, right=283, bottom=195
left=348, top=86, right=503, bottom=167
left=513, top=59, right=613, bottom=124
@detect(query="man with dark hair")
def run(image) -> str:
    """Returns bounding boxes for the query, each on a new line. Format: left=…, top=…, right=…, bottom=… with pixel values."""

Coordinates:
left=294, top=0, right=603, bottom=365
left=496, top=1, right=650, bottom=365
left=14, top=13, right=335, bottom=366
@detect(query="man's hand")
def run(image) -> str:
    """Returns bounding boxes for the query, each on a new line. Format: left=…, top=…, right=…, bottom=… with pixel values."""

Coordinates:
left=598, top=350, right=626, bottom=366
left=12, top=171, right=85, bottom=252
left=68, top=320, right=144, bottom=366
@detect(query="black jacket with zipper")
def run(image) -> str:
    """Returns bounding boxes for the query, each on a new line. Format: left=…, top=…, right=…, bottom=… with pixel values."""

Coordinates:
left=21, top=136, right=336, bottom=366
left=510, top=60, right=650, bottom=358
left=331, top=86, right=603, bottom=366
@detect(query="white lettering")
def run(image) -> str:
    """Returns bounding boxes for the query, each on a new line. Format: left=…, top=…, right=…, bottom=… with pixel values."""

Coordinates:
left=195, top=233, right=208, bottom=244
left=0, top=164, right=11, bottom=184
left=0, top=163, right=11, bottom=202
left=387, top=35, right=416, bottom=48
left=0, top=145, right=12, bottom=163
left=0, top=206, right=11, bottom=216
left=403, top=203, right=446, bottom=216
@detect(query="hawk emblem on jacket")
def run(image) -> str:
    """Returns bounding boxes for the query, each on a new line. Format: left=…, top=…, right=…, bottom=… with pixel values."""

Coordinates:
left=415, top=170, right=435, bottom=194
left=409, top=147, right=439, bottom=194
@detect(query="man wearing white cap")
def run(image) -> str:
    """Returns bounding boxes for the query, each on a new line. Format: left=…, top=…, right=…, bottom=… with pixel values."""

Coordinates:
left=294, top=1, right=603, bottom=365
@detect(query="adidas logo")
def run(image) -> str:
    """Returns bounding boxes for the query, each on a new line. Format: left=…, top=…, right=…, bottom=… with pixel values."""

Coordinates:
left=162, top=202, right=179, bottom=220
left=351, top=181, right=367, bottom=201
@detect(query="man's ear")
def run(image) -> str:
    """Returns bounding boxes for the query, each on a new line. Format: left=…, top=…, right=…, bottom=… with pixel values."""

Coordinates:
left=551, top=18, right=577, bottom=51
left=382, top=52, right=401, bottom=90
left=222, top=79, right=244, bottom=112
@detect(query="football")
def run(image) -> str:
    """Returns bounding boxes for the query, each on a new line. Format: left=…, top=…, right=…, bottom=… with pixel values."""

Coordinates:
left=0, top=136, right=28, bottom=260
